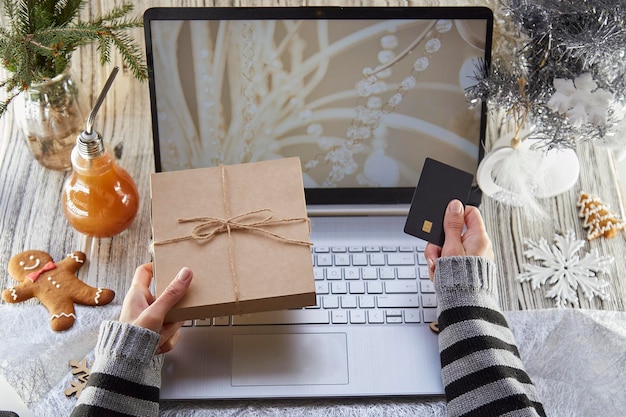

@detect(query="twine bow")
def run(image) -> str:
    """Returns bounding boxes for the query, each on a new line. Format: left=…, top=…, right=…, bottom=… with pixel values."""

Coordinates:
left=153, top=165, right=312, bottom=306
left=157, top=209, right=311, bottom=247
left=26, top=261, right=57, bottom=283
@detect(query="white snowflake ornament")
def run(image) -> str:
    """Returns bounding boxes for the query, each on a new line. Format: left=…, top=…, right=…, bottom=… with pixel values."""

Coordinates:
left=517, top=230, right=612, bottom=308
left=547, top=73, right=614, bottom=127
left=547, top=78, right=577, bottom=113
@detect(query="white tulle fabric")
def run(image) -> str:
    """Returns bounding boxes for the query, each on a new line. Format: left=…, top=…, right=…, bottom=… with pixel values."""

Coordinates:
left=1, top=304, right=623, bottom=417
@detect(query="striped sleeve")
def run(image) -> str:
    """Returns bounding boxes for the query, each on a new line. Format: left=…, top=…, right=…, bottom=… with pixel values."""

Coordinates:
left=435, top=256, right=546, bottom=417
left=70, top=321, right=163, bottom=417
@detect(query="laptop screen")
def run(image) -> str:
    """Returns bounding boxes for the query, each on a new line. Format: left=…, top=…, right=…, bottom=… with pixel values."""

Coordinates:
left=144, top=7, right=493, bottom=205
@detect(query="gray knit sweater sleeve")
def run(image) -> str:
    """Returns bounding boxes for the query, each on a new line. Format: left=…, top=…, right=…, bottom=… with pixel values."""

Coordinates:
left=69, top=257, right=545, bottom=417
left=70, top=320, right=163, bottom=417
left=435, top=256, right=546, bottom=417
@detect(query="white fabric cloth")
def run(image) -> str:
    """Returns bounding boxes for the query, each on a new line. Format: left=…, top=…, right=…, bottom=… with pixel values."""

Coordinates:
left=0, top=305, right=623, bottom=417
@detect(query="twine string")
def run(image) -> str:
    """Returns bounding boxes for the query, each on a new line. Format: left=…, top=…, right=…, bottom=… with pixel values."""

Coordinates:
left=153, top=165, right=312, bottom=309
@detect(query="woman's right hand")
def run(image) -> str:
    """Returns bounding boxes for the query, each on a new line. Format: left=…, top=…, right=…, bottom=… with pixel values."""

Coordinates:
left=423, top=199, right=494, bottom=280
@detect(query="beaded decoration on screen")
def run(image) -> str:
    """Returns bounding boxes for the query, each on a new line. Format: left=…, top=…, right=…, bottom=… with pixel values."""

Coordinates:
left=303, top=19, right=451, bottom=186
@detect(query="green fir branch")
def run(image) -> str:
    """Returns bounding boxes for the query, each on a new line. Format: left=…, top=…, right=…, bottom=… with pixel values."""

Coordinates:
left=105, top=30, right=147, bottom=81
left=0, top=0, right=147, bottom=117
left=92, top=3, right=135, bottom=25
left=52, top=0, right=82, bottom=27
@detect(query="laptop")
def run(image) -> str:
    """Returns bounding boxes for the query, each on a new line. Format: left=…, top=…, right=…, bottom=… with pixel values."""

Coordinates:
left=144, top=6, right=493, bottom=400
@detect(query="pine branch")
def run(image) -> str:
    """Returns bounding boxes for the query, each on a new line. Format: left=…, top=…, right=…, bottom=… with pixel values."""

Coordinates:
left=96, top=36, right=111, bottom=68
left=92, top=3, right=135, bottom=25
left=13, top=1, right=30, bottom=36
left=104, top=31, right=148, bottom=81
left=53, top=0, right=82, bottom=27
left=0, top=90, right=19, bottom=115
left=0, top=0, right=147, bottom=117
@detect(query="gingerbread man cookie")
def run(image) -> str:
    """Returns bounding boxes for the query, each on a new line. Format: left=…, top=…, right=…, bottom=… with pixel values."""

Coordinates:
left=2, top=250, right=115, bottom=331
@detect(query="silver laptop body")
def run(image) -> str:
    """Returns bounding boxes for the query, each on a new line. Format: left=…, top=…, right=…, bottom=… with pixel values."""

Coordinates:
left=144, top=6, right=493, bottom=400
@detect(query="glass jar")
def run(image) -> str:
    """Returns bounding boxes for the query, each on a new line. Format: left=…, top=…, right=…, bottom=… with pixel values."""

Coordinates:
left=13, top=65, right=88, bottom=170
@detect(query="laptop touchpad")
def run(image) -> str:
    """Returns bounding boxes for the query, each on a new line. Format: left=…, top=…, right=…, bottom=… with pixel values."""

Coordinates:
left=231, top=333, right=349, bottom=386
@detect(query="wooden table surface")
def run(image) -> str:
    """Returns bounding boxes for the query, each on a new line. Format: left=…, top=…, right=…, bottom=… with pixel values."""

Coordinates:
left=1, top=0, right=625, bottom=318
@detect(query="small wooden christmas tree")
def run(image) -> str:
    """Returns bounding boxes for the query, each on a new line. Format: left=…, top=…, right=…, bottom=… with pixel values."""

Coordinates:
left=577, top=192, right=626, bottom=240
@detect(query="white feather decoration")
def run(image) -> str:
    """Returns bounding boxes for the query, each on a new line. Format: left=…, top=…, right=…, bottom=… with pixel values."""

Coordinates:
left=490, top=143, right=550, bottom=219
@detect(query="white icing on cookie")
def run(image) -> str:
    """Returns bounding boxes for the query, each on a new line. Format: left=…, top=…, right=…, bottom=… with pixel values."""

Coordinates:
left=68, top=253, right=84, bottom=264
left=50, top=312, right=77, bottom=321
left=21, top=256, right=41, bottom=271
left=9, top=287, right=17, bottom=301
left=94, top=288, right=103, bottom=304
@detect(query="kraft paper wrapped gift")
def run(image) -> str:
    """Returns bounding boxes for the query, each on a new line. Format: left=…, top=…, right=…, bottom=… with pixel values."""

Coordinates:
left=150, top=157, right=316, bottom=322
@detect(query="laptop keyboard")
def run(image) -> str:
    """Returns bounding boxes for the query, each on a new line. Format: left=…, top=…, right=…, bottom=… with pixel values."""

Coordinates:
left=184, top=242, right=437, bottom=327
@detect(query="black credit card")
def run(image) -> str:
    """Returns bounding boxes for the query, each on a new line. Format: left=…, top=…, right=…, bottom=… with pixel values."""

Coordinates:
left=404, top=158, right=474, bottom=246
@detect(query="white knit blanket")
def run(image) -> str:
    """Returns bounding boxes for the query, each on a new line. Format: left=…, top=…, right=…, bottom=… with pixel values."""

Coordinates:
left=0, top=305, right=623, bottom=417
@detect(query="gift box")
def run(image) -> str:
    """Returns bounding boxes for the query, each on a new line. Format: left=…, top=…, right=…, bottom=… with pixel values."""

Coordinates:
left=150, top=157, right=316, bottom=322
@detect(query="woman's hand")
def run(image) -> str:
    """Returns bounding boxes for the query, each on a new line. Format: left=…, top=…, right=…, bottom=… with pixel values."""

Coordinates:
left=423, top=199, right=494, bottom=280
left=120, top=263, right=193, bottom=354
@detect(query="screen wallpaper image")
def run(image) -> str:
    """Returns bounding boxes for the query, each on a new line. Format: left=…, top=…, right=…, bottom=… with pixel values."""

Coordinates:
left=151, top=18, right=488, bottom=188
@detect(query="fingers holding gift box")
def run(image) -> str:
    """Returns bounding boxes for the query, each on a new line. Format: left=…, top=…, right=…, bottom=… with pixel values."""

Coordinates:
left=150, top=157, right=316, bottom=322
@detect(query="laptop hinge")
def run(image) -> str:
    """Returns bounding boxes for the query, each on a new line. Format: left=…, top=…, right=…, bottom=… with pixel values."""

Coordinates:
left=307, top=204, right=410, bottom=217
